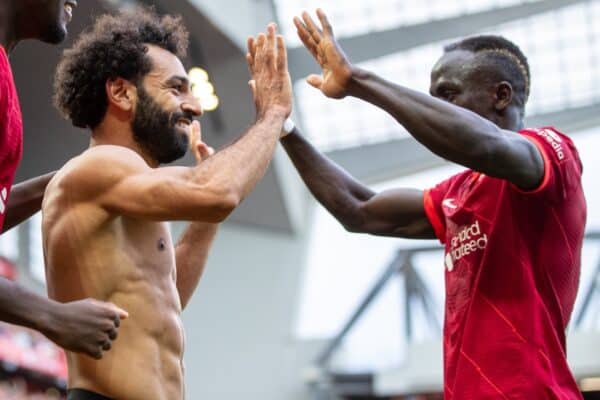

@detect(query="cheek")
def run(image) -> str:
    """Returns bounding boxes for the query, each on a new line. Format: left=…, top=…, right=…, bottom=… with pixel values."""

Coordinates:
left=458, top=93, right=492, bottom=115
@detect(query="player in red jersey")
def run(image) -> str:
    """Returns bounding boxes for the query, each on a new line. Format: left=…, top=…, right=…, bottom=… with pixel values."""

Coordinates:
left=281, top=9, right=586, bottom=399
left=0, top=0, right=128, bottom=359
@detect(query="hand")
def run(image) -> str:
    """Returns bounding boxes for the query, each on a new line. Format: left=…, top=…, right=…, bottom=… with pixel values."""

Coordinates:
left=43, top=299, right=128, bottom=359
left=246, top=23, right=293, bottom=118
left=189, top=120, right=214, bottom=163
left=294, top=9, right=354, bottom=99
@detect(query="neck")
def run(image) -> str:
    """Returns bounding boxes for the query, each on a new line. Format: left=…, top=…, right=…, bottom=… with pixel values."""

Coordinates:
left=91, top=116, right=159, bottom=168
left=0, top=2, right=19, bottom=53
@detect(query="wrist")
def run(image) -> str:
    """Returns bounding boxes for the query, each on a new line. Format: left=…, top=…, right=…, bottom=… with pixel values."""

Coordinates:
left=32, top=298, right=61, bottom=337
left=347, top=66, right=370, bottom=97
left=257, top=106, right=289, bottom=122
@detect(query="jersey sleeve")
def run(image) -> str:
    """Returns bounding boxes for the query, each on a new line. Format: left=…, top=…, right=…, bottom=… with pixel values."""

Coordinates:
left=423, top=175, right=457, bottom=244
left=516, top=127, right=583, bottom=202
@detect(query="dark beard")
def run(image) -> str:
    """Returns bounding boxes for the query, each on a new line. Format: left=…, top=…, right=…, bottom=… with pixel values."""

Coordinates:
left=131, top=85, right=190, bottom=164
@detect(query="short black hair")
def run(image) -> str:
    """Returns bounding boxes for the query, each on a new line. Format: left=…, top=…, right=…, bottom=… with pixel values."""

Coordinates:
left=444, top=35, right=530, bottom=110
left=54, top=8, right=189, bottom=129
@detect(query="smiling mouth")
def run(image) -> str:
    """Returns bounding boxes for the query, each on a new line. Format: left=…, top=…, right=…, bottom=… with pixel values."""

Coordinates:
left=176, top=119, right=192, bottom=129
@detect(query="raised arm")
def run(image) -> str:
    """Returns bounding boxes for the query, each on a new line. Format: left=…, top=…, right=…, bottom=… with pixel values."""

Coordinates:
left=281, top=129, right=434, bottom=238
left=68, top=24, right=293, bottom=223
left=293, top=9, right=543, bottom=190
left=2, top=172, right=55, bottom=233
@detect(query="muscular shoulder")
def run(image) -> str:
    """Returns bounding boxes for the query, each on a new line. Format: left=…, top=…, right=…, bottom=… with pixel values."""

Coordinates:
left=53, top=146, right=151, bottom=202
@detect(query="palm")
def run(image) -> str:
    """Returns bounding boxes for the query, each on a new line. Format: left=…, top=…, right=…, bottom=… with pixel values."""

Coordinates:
left=295, top=10, right=353, bottom=99
left=316, top=40, right=352, bottom=99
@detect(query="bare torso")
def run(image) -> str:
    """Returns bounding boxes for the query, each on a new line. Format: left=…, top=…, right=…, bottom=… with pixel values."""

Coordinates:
left=42, top=153, right=185, bottom=400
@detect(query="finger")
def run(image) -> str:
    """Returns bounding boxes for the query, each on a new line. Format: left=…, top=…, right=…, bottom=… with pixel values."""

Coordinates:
left=102, top=341, right=112, bottom=351
left=246, top=52, right=254, bottom=71
left=247, top=36, right=255, bottom=57
left=104, top=303, right=128, bottom=320
left=254, top=34, right=267, bottom=69
left=307, top=74, right=323, bottom=90
left=296, top=27, right=320, bottom=60
left=265, top=23, right=277, bottom=68
left=302, top=11, right=322, bottom=44
left=246, top=37, right=255, bottom=70
left=276, top=35, right=288, bottom=72
left=196, top=142, right=211, bottom=160
left=189, top=120, right=200, bottom=148
left=316, top=8, right=334, bottom=37
left=108, top=328, right=118, bottom=341
left=90, top=348, right=103, bottom=360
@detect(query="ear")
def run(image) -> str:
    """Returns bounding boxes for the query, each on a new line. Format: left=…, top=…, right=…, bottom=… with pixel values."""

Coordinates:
left=105, top=78, right=137, bottom=112
left=494, top=81, right=513, bottom=112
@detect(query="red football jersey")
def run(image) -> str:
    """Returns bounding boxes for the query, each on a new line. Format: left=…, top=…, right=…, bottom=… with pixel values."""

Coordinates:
left=423, top=127, right=586, bottom=399
left=0, top=46, right=23, bottom=232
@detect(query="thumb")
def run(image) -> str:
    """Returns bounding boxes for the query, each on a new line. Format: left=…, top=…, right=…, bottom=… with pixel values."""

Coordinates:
left=307, top=74, right=323, bottom=90
left=107, top=303, right=129, bottom=320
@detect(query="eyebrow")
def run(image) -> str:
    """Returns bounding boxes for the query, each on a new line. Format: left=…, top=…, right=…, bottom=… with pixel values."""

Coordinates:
left=165, top=76, right=190, bottom=87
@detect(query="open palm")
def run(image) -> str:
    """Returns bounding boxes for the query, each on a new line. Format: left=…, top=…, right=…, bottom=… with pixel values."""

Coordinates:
left=294, top=9, right=353, bottom=99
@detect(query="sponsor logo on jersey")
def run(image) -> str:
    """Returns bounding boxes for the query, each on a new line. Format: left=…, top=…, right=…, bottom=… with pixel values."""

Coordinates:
left=534, top=128, right=565, bottom=160
left=445, top=220, right=488, bottom=271
left=442, top=198, right=457, bottom=209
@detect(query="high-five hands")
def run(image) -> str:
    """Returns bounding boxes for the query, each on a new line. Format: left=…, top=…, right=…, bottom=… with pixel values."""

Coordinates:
left=294, top=9, right=354, bottom=99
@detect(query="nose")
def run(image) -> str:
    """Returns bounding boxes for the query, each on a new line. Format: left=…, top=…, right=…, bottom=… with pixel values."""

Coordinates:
left=182, top=97, right=203, bottom=117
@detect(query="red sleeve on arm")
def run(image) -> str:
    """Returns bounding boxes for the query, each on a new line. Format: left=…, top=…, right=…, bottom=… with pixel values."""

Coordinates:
left=516, top=127, right=583, bottom=201
left=423, top=189, right=446, bottom=244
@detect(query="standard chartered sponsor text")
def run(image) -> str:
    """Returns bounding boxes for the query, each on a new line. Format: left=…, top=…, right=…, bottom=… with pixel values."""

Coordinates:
left=449, top=220, right=488, bottom=262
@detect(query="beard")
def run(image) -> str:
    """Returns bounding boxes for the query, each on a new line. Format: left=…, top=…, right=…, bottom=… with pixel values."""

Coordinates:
left=131, top=85, right=191, bottom=164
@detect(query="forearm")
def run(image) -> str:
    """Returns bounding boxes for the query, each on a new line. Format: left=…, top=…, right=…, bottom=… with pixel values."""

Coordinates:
left=175, top=222, right=219, bottom=309
left=191, top=109, right=286, bottom=204
left=281, top=130, right=374, bottom=228
left=347, top=68, right=500, bottom=168
left=0, top=277, right=57, bottom=333
left=3, top=172, right=56, bottom=232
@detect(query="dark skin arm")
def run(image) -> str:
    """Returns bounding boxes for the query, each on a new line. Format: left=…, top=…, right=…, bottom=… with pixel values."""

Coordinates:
left=0, top=278, right=128, bottom=359
left=281, top=129, right=435, bottom=238
left=293, top=9, right=543, bottom=190
left=2, top=172, right=55, bottom=233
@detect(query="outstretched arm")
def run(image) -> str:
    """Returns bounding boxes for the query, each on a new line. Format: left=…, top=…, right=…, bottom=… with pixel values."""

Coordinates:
left=281, top=129, right=434, bottom=238
left=293, top=9, right=543, bottom=190
left=2, top=172, right=55, bottom=233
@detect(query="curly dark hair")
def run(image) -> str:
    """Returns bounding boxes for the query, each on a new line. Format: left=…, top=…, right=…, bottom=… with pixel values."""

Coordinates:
left=54, top=8, right=189, bottom=129
left=445, top=35, right=530, bottom=111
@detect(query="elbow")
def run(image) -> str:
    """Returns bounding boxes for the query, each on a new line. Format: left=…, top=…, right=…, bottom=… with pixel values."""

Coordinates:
left=210, top=191, right=240, bottom=223
left=340, top=212, right=367, bottom=234
left=343, top=222, right=364, bottom=233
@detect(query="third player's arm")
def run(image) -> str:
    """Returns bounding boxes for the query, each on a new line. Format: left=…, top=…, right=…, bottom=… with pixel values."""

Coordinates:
left=2, top=172, right=55, bottom=233
left=281, top=130, right=435, bottom=238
